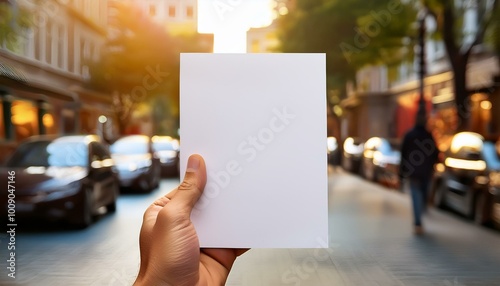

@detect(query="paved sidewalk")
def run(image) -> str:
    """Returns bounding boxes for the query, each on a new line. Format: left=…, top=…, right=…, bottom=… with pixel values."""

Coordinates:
left=226, top=169, right=500, bottom=286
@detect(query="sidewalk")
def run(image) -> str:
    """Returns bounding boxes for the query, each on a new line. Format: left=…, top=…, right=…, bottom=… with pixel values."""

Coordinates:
left=226, top=168, right=500, bottom=286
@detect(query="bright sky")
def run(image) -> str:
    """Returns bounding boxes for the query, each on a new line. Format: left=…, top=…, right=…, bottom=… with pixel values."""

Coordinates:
left=197, top=0, right=274, bottom=53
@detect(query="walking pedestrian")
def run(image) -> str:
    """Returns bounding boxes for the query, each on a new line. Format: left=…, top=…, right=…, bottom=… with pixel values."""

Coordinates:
left=399, top=106, right=439, bottom=235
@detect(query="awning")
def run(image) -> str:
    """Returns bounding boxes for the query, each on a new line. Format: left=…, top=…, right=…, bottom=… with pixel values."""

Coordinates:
left=0, top=61, right=28, bottom=84
left=0, top=60, right=77, bottom=102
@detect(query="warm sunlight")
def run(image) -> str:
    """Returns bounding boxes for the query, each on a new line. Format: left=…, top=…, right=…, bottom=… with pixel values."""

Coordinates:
left=197, top=0, right=274, bottom=52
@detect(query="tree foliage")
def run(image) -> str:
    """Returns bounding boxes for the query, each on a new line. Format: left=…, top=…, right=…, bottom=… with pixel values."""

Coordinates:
left=88, top=1, right=208, bottom=135
left=277, top=0, right=418, bottom=93
left=277, top=0, right=500, bottom=132
left=0, top=1, right=32, bottom=50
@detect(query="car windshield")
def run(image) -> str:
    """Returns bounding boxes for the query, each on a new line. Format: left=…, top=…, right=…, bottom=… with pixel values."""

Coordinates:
left=482, top=142, right=500, bottom=171
left=153, top=141, right=176, bottom=151
left=7, top=140, right=88, bottom=168
left=378, top=140, right=393, bottom=155
left=111, top=137, right=149, bottom=155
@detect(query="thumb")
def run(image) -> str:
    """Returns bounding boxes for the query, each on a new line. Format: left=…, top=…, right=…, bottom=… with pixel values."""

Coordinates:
left=171, top=154, right=207, bottom=212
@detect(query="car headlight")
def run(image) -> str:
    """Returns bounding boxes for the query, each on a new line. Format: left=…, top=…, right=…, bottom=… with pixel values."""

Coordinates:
left=444, top=157, right=486, bottom=171
left=373, top=151, right=386, bottom=167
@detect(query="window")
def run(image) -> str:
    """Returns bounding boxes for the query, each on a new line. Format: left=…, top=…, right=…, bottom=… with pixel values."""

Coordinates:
left=57, top=25, right=66, bottom=69
left=149, top=5, right=156, bottom=16
left=68, top=24, right=75, bottom=73
left=43, top=112, right=57, bottom=135
left=34, top=26, right=41, bottom=61
left=11, top=100, right=38, bottom=142
left=45, top=22, right=53, bottom=64
left=80, top=109, right=92, bottom=134
left=62, top=109, right=76, bottom=134
left=186, top=6, right=194, bottom=18
left=168, top=5, right=176, bottom=18
left=251, top=40, right=260, bottom=53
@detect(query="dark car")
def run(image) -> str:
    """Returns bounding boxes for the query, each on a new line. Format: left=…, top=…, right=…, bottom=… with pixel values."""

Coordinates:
left=152, top=136, right=180, bottom=177
left=342, top=137, right=364, bottom=174
left=432, top=132, right=500, bottom=227
left=0, top=135, right=119, bottom=228
left=110, top=135, right=161, bottom=192
left=361, top=137, right=401, bottom=187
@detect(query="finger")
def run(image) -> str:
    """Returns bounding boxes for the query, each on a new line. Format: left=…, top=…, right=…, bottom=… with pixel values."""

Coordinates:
left=169, top=154, right=207, bottom=212
left=201, top=248, right=249, bottom=272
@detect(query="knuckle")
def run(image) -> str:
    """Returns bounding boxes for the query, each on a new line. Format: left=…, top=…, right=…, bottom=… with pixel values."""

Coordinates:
left=178, top=177, right=196, bottom=191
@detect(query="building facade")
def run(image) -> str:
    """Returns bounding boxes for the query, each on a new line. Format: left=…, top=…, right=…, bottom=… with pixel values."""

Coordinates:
left=0, top=0, right=113, bottom=162
left=246, top=21, right=279, bottom=53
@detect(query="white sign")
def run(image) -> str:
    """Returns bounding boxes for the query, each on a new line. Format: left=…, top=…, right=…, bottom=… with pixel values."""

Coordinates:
left=180, top=53, right=328, bottom=248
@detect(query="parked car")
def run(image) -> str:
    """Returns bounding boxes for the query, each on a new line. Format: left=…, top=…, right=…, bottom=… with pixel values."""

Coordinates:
left=327, top=136, right=340, bottom=166
left=342, top=137, right=364, bottom=174
left=361, top=137, right=401, bottom=186
left=432, top=132, right=500, bottom=227
left=152, top=135, right=180, bottom=177
left=0, top=135, right=119, bottom=228
left=110, top=135, right=161, bottom=192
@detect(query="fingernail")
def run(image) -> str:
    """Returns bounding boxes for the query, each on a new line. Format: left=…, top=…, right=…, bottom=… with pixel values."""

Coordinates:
left=186, top=155, right=200, bottom=172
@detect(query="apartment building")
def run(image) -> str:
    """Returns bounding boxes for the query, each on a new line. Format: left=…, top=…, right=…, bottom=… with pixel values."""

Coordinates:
left=0, top=0, right=112, bottom=161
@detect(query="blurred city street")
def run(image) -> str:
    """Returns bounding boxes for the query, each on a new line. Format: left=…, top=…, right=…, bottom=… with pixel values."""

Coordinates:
left=2, top=1, right=500, bottom=285
left=1, top=168, right=500, bottom=285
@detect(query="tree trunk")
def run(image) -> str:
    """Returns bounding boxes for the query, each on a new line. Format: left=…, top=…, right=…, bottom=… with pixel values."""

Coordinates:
left=452, top=56, right=469, bottom=131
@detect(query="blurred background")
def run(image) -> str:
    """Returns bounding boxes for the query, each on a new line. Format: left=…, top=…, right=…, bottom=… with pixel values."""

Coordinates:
left=2, top=0, right=500, bottom=285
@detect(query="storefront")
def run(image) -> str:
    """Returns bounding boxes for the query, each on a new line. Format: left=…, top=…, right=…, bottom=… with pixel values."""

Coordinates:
left=0, top=60, right=114, bottom=162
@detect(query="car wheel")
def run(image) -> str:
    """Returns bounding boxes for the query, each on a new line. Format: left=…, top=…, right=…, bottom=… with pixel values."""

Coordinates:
left=106, top=181, right=119, bottom=213
left=138, top=176, right=151, bottom=193
left=153, top=166, right=161, bottom=189
left=433, top=180, right=446, bottom=209
left=474, top=191, right=492, bottom=225
left=363, top=163, right=375, bottom=181
left=76, top=188, right=93, bottom=228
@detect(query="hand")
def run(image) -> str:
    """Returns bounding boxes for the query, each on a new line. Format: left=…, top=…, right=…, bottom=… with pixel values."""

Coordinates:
left=134, top=154, right=247, bottom=286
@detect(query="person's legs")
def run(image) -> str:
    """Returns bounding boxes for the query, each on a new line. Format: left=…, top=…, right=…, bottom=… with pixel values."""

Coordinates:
left=409, top=179, right=424, bottom=233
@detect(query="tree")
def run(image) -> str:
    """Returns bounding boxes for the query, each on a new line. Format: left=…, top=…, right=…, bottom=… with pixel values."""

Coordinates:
left=88, top=1, right=211, bottom=136
left=277, top=0, right=417, bottom=94
left=0, top=1, right=31, bottom=50
left=423, top=0, right=499, bottom=130
left=276, top=0, right=418, bottom=138
left=88, top=1, right=179, bottom=135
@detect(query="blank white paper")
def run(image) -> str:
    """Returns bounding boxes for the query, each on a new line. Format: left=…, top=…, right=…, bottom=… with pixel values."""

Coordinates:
left=180, top=53, right=328, bottom=248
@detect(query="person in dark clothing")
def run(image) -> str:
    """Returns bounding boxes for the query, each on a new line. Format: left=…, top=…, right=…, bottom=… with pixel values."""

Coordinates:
left=399, top=107, right=439, bottom=235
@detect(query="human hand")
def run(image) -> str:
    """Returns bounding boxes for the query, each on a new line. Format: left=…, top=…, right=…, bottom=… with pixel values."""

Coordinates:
left=134, top=154, right=247, bottom=286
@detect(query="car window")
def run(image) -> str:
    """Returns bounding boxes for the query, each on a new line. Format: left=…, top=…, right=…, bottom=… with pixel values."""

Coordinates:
left=483, top=142, right=500, bottom=171
left=8, top=140, right=88, bottom=167
left=111, top=137, right=149, bottom=155
left=377, top=140, right=393, bottom=155
left=153, top=141, right=175, bottom=151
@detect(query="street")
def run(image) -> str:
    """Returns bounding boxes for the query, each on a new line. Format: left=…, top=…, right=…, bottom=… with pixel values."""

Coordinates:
left=2, top=169, right=500, bottom=286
